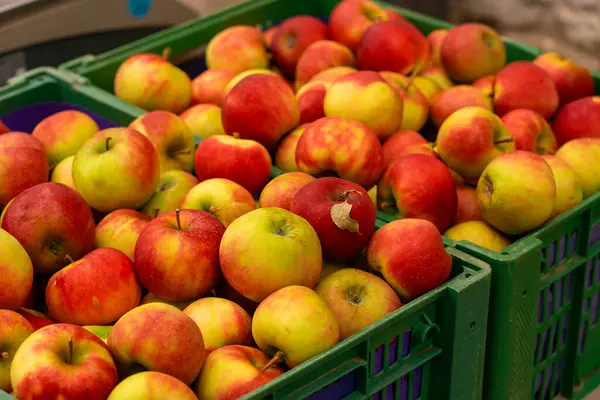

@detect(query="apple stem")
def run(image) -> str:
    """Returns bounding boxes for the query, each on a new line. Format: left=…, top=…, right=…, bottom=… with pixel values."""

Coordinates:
left=162, top=47, right=172, bottom=60
left=67, top=338, right=73, bottom=364
left=338, top=190, right=362, bottom=202
left=261, top=351, right=284, bottom=372
left=152, top=208, right=160, bottom=219
left=170, top=148, right=191, bottom=156
left=64, top=254, right=74, bottom=264
left=105, top=137, right=112, bottom=152
left=494, top=137, right=515, bottom=145
left=232, top=132, right=241, bottom=139
left=1, top=352, right=8, bottom=359
left=175, top=209, right=182, bottom=230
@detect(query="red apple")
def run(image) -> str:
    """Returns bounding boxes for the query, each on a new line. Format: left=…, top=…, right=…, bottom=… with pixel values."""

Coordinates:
left=107, top=303, right=205, bottom=385
left=191, top=69, right=236, bottom=106
left=95, top=209, right=151, bottom=260
left=11, top=323, right=118, bottom=400
left=16, top=308, right=55, bottom=331
left=0, top=132, right=48, bottom=209
left=195, top=345, right=284, bottom=399
left=46, top=248, right=142, bottom=325
left=427, top=29, right=449, bottom=67
left=552, top=96, right=600, bottom=145
left=357, top=19, right=429, bottom=75
left=270, top=15, right=327, bottom=77
left=1, top=182, right=95, bottom=275
left=291, top=177, right=376, bottom=262
left=501, top=109, right=558, bottom=154
left=222, top=73, right=300, bottom=152
left=135, top=209, right=225, bottom=301
left=367, top=218, right=452, bottom=300
left=430, top=85, right=493, bottom=127
left=382, top=129, right=436, bottom=169
left=493, top=61, right=559, bottom=119
left=295, top=41, right=356, bottom=89
left=533, top=52, right=594, bottom=105
left=328, top=0, right=405, bottom=50
left=297, top=81, right=329, bottom=125
left=194, top=135, right=271, bottom=196
left=454, top=185, right=482, bottom=224
left=378, top=154, right=457, bottom=232
left=0, top=310, right=34, bottom=392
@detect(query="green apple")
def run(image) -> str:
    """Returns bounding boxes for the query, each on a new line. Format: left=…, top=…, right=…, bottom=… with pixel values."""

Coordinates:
left=140, top=170, right=199, bottom=217
left=0, top=229, right=33, bottom=310
left=0, top=310, right=34, bottom=392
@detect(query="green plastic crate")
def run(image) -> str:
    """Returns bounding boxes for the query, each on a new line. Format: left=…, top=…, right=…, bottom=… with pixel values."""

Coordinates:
left=56, top=0, right=600, bottom=398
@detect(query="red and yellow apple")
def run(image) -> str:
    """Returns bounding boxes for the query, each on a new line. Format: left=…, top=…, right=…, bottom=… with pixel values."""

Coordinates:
left=140, top=170, right=199, bottom=217
left=552, top=96, right=600, bottom=145
left=275, top=125, right=305, bottom=172
left=295, top=41, right=356, bottom=89
left=381, top=129, right=435, bottom=169
left=108, top=371, right=197, bottom=400
left=73, top=127, right=160, bottom=212
left=367, top=218, right=452, bottom=300
left=1, top=182, right=95, bottom=274
left=427, top=29, right=449, bottom=67
left=454, top=185, right=482, bottom=224
left=556, top=138, right=600, bottom=199
left=135, top=209, right=225, bottom=301
left=180, top=178, right=256, bottom=227
left=501, top=109, right=558, bottom=154
left=0, top=310, right=34, bottom=392
left=220, top=208, right=322, bottom=302
left=380, top=72, right=429, bottom=131
left=297, top=81, right=329, bottom=125
left=430, top=85, right=493, bottom=127
left=412, top=76, right=443, bottom=105
left=95, top=209, right=151, bottom=260
left=252, top=286, right=340, bottom=367
left=444, top=220, right=511, bottom=252
left=533, top=52, right=594, bottom=105
left=206, top=25, right=269, bottom=74
left=420, top=66, right=454, bottom=90
left=114, top=52, right=191, bottom=114
left=180, top=104, right=225, bottom=140
left=16, top=308, right=54, bottom=331
left=0, top=132, right=48, bottom=209
left=107, top=303, right=205, bottom=385
left=308, top=65, right=357, bottom=86
left=0, top=229, right=33, bottom=310
left=191, top=69, right=235, bottom=106
left=542, top=155, right=583, bottom=218
left=50, top=155, right=77, bottom=191
left=259, top=172, right=315, bottom=210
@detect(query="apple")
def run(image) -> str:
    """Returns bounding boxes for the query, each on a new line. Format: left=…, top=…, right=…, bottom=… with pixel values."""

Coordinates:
left=1, top=182, right=95, bottom=274
left=206, top=25, right=269, bottom=74
left=477, top=150, right=556, bottom=235
left=183, top=297, right=252, bottom=354
left=16, top=308, right=54, bottom=331
left=367, top=218, right=452, bottom=300
left=129, top=110, right=195, bottom=173
left=180, top=178, right=256, bottom=227
left=500, top=108, right=558, bottom=155
left=220, top=207, right=322, bottom=302
left=259, top=172, right=315, bottom=210
left=270, top=15, right=327, bottom=77
left=139, top=292, right=195, bottom=311
left=195, top=345, right=284, bottom=400
left=221, top=73, right=300, bottom=152
left=214, top=280, right=259, bottom=316
left=83, top=326, right=113, bottom=344
left=252, top=286, right=340, bottom=367
left=381, top=129, right=435, bottom=169
left=222, top=69, right=281, bottom=100
left=441, top=23, right=506, bottom=83
left=190, top=69, right=235, bottom=106
left=324, top=71, right=403, bottom=140
left=493, top=61, right=559, bottom=119
left=32, top=110, right=99, bottom=169
left=315, top=268, right=401, bottom=340
left=140, top=170, right=198, bottom=217
left=378, top=154, right=457, bottom=232
left=379, top=72, right=430, bottom=132
left=135, top=209, right=225, bottom=301
left=0, top=132, right=48, bottom=209
left=46, top=248, right=141, bottom=325
left=427, top=29, right=449, bottom=67
left=295, top=41, right=357, bottom=89
left=444, top=221, right=511, bottom=252
left=552, top=96, right=600, bottom=145
left=454, top=185, right=482, bottom=224
left=0, top=310, right=34, bottom=392
left=95, top=209, right=151, bottom=260
left=436, top=106, right=515, bottom=184
left=357, top=19, right=429, bottom=75
left=291, top=177, right=376, bottom=262
left=430, top=85, right=493, bottom=127
left=107, top=303, right=205, bottom=384
left=420, top=66, right=454, bottom=90
left=533, top=52, right=594, bottom=105
left=328, top=0, right=404, bottom=50
left=556, top=138, right=600, bottom=199
left=263, top=25, right=278, bottom=47
left=412, top=76, right=443, bottom=105
left=297, top=81, right=329, bottom=125
left=50, top=155, right=77, bottom=191
left=73, top=127, right=160, bottom=212
left=11, top=323, right=118, bottom=400
left=114, top=52, right=191, bottom=114
left=194, top=135, right=271, bottom=196
left=296, top=116, right=385, bottom=189
left=0, top=229, right=33, bottom=310
left=308, top=65, right=357, bottom=85
left=108, top=371, right=198, bottom=400
left=275, top=125, right=306, bottom=172
left=542, top=155, right=583, bottom=218
left=0, top=120, right=9, bottom=134
left=180, top=104, right=225, bottom=141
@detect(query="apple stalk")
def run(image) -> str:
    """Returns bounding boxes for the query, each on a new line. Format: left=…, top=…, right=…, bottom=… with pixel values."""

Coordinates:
left=261, top=351, right=285, bottom=372
left=494, top=137, right=514, bottom=145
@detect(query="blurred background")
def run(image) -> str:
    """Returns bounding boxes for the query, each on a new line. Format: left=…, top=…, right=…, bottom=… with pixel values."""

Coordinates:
left=1, top=0, right=599, bottom=84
